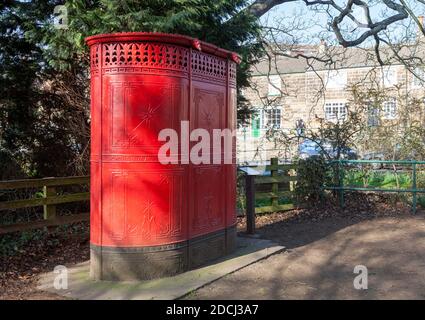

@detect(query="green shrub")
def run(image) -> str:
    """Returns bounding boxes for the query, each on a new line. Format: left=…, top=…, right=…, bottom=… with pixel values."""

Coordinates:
left=236, top=171, right=246, bottom=211
left=418, top=196, right=425, bottom=209
left=295, top=157, right=328, bottom=203
left=416, top=171, right=425, bottom=189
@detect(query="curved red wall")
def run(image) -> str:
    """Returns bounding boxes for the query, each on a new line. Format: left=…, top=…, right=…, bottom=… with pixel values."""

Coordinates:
left=86, top=33, right=238, bottom=280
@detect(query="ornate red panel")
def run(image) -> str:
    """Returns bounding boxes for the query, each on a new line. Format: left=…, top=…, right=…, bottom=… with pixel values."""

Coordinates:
left=101, top=163, right=188, bottom=247
left=189, top=165, right=225, bottom=237
left=89, top=59, right=101, bottom=245
left=101, top=76, right=187, bottom=158
left=226, top=88, right=237, bottom=227
left=86, top=32, right=239, bottom=280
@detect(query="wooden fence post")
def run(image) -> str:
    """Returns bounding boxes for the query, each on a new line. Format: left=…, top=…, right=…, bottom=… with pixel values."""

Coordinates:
left=245, top=174, right=256, bottom=234
left=0, top=176, right=90, bottom=234
left=43, top=185, right=56, bottom=220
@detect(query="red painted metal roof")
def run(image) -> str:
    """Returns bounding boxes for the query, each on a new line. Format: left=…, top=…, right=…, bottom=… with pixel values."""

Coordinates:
left=85, top=32, right=240, bottom=63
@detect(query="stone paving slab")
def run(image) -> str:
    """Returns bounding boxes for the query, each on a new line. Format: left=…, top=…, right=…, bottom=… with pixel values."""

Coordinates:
left=37, top=237, right=284, bottom=300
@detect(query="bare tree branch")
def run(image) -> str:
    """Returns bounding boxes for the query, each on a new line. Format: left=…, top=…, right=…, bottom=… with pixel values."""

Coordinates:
left=248, top=0, right=410, bottom=49
left=248, top=0, right=298, bottom=17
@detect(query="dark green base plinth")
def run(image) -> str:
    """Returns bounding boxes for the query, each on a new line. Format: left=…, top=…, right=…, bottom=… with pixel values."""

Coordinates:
left=90, top=225, right=237, bottom=281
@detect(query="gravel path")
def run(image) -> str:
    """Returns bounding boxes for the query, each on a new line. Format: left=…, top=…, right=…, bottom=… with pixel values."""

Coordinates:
left=187, top=214, right=425, bottom=299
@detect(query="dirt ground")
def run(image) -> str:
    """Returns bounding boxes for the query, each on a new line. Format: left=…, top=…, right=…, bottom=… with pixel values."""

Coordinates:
left=0, top=223, right=89, bottom=300
left=188, top=213, right=425, bottom=299
left=3, top=194, right=425, bottom=300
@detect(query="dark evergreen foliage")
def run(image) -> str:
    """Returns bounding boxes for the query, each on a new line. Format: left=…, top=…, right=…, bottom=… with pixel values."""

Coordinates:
left=1, top=1, right=262, bottom=177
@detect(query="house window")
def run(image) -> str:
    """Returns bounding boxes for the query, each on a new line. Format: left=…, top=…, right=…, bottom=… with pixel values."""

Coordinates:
left=413, top=67, right=425, bottom=88
left=382, top=99, right=397, bottom=119
left=262, top=108, right=282, bottom=129
left=382, top=67, right=397, bottom=87
left=250, top=107, right=282, bottom=137
left=324, top=102, right=347, bottom=122
left=326, top=70, right=347, bottom=89
left=268, top=75, right=281, bottom=96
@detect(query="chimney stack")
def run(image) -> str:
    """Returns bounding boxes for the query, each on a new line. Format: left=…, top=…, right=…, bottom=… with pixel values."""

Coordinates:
left=318, top=39, right=327, bottom=54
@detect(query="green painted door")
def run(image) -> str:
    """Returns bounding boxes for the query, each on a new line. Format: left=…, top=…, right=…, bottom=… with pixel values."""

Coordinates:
left=252, top=115, right=261, bottom=138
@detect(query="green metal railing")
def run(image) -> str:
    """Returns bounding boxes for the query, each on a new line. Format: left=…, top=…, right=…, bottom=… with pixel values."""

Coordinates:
left=324, top=160, right=425, bottom=213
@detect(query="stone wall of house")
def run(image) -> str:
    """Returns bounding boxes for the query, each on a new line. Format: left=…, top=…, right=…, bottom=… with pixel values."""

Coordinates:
left=237, top=64, right=425, bottom=164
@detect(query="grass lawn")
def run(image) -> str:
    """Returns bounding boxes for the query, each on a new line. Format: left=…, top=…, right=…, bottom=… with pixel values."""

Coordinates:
left=343, top=170, right=413, bottom=189
left=341, top=169, right=425, bottom=208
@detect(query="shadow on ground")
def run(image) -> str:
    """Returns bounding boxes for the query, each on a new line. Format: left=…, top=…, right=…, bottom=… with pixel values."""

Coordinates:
left=188, top=203, right=425, bottom=299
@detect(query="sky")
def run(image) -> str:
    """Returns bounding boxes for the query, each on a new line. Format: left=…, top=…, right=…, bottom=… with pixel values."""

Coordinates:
left=257, top=0, right=425, bottom=47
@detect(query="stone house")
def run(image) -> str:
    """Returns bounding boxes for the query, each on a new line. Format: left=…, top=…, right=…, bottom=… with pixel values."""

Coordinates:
left=237, top=43, right=425, bottom=164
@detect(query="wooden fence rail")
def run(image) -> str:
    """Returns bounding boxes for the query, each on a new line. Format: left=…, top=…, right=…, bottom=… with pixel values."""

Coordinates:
left=0, top=176, right=90, bottom=235
left=241, top=158, right=298, bottom=233
left=1, top=160, right=297, bottom=235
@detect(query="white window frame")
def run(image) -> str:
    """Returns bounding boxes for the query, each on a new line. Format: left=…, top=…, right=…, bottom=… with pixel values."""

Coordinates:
left=267, top=75, right=282, bottom=96
left=251, top=107, right=282, bottom=130
left=326, top=70, right=347, bottom=89
left=324, top=101, right=347, bottom=122
left=382, top=99, right=397, bottom=120
left=382, top=66, right=398, bottom=87
left=261, top=108, right=282, bottom=129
